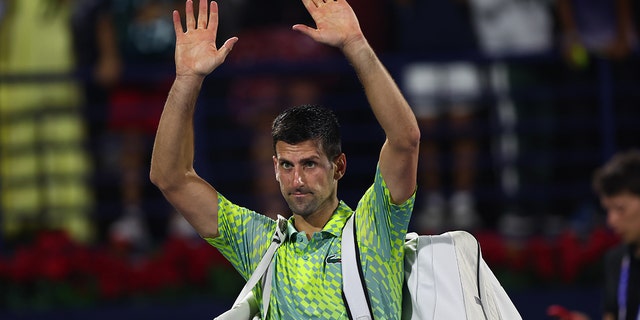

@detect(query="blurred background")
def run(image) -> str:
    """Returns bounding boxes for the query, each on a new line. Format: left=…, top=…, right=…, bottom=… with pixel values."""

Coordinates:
left=0, top=0, right=637, bottom=318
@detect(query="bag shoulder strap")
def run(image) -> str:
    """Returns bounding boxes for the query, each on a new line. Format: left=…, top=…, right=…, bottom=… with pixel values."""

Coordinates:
left=341, top=213, right=373, bottom=320
left=448, top=231, right=522, bottom=320
left=447, top=231, right=488, bottom=319
left=231, top=215, right=288, bottom=319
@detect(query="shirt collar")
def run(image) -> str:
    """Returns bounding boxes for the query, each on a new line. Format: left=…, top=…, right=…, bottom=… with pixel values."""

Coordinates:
left=286, top=201, right=353, bottom=239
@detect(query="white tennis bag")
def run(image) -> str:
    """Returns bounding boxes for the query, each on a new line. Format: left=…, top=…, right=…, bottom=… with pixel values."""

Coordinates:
left=342, top=214, right=522, bottom=320
left=216, top=214, right=522, bottom=320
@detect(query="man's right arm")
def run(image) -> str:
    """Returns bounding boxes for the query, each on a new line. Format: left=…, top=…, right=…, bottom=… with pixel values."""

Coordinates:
left=150, top=76, right=220, bottom=238
left=150, top=0, right=237, bottom=238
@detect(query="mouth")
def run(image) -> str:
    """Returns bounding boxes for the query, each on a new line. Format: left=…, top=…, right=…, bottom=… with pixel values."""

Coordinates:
left=289, top=190, right=311, bottom=198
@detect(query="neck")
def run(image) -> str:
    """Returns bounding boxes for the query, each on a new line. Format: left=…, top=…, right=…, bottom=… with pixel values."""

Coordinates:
left=293, top=201, right=339, bottom=240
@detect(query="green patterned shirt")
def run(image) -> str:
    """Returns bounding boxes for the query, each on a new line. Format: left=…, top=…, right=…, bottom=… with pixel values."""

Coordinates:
left=206, top=165, right=414, bottom=319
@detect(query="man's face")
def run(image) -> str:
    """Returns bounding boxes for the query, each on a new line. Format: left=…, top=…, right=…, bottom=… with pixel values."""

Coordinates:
left=601, top=191, right=640, bottom=244
left=273, top=140, right=345, bottom=218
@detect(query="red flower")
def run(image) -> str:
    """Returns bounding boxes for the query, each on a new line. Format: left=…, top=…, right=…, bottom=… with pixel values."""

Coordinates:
left=8, top=246, right=38, bottom=283
left=93, top=251, right=131, bottom=298
left=475, top=231, right=508, bottom=267
left=557, top=231, right=583, bottom=283
left=527, top=236, right=556, bottom=280
left=582, top=227, right=620, bottom=263
left=40, top=253, right=71, bottom=281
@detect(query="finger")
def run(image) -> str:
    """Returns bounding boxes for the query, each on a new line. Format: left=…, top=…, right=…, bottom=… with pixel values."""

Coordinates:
left=218, top=37, right=239, bottom=61
left=172, top=10, right=184, bottom=36
left=207, top=1, right=218, bottom=33
left=220, top=37, right=238, bottom=52
left=292, top=24, right=318, bottom=41
left=185, top=0, right=196, bottom=30
left=301, top=0, right=318, bottom=11
left=197, top=0, right=208, bottom=29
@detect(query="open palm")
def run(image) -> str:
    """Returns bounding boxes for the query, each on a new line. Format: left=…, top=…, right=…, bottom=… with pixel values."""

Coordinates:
left=172, top=0, right=237, bottom=78
left=292, top=0, right=363, bottom=50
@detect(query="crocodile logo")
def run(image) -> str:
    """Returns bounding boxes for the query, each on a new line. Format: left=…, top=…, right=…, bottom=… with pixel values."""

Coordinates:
left=326, top=254, right=341, bottom=264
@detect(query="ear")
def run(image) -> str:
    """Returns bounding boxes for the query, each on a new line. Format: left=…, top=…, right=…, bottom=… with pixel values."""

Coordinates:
left=273, top=155, right=280, bottom=182
left=333, top=153, right=346, bottom=180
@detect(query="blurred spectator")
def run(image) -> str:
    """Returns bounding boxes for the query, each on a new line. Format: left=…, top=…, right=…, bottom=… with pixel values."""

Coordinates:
left=105, top=0, right=184, bottom=250
left=393, top=0, right=482, bottom=232
left=592, top=150, right=640, bottom=320
left=557, top=0, right=639, bottom=155
left=466, top=0, right=558, bottom=239
left=71, top=0, right=122, bottom=155
left=557, top=0, right=634, bottom=67
left=613, top=2, right=640, bottom=153
left=555, top=0, right=638, bottom=232
left=71, top=0, right=123, bottom=242
left=0, top=0, right=94, bottom=243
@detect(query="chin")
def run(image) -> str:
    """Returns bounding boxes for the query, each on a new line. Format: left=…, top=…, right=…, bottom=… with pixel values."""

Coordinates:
left=286, top=203, right=307, bottom=216
left=287, top=199, right=312, bottom=215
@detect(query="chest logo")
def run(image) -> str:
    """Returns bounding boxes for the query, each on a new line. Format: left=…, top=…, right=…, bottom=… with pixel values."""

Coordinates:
left=326, top=254, right=341, bottom=264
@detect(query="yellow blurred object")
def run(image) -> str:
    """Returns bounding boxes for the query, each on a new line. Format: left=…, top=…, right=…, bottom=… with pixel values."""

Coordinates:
left=569, top=44, right=589, bottom=69
left=0, top=0, right=94, bottom=243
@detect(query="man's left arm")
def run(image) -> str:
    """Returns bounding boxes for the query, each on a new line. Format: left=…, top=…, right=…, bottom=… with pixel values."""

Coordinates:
left=343, top=37, right=420, bottom=205
left=293, top=0, right=420, bottom=205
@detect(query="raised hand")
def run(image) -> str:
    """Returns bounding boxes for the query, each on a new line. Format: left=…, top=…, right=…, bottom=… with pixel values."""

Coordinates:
left=172, top=0, right=237, bottom=78
left=292, top=0, right=364, bottom=51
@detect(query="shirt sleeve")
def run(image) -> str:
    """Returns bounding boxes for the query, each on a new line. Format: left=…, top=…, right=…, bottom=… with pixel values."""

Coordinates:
left=355, top=164, right=415, bottom=258
left=204, top=193, right=277, bottom=281
left=353, top=164, right=415, bottom=319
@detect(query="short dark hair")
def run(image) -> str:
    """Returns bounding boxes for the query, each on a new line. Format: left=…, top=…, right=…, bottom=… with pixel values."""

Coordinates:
left=271, top=104, right=342, bottom=160
left=593, top=150, right=640, bottom=197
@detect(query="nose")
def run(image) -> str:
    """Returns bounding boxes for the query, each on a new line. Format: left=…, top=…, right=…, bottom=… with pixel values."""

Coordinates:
left=606, top=210, right=618, bottom=229
left=292, top=167, right=304, bottom=187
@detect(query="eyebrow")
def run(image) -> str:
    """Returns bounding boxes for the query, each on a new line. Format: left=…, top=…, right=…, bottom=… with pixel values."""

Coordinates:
left=278, top=155, right=323, bottom=164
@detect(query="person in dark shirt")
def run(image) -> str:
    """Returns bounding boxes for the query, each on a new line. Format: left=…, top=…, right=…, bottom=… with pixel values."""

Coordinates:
left=593, top=150, right=640, bottom=320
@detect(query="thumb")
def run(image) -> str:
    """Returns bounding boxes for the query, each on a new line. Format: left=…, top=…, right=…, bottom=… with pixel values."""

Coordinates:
left=219, top=37, right=239, bottom=58
left=292, top=24, right=317, bottom=41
